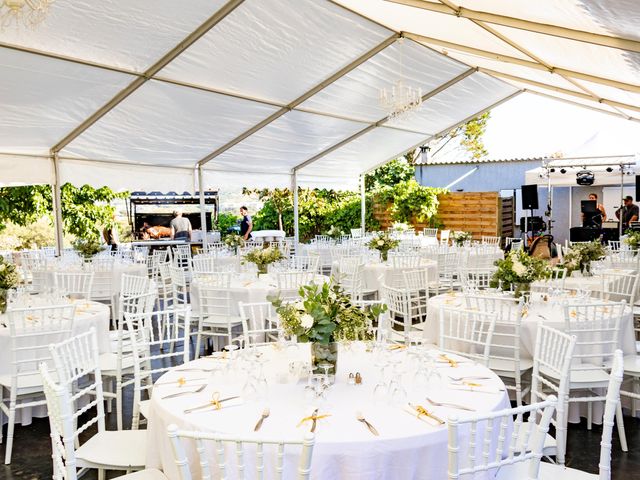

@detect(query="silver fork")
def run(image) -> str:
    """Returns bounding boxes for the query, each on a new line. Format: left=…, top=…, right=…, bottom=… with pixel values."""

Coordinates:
left=447, top=375, right=492, bottom=382
left=425, top=396, right=475, bottom=412
left=161, top=384, right=206, bottom=400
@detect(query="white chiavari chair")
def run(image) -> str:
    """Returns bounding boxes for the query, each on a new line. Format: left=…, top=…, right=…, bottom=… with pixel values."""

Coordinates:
left=277, top=271, right=313, bottom=301
left=193, top=283, right=243, bottom=358
left=115, top=273, right=151, bottom=330
left=0, top=304, right=75, bottom=464
left=167, top=424, right=315, bottom=480
left=433, top=251, right=459, bottom=293
left=173, top=244, right=192, bottom=273
left=237, top=302, right=280, bottom=348
left=458, top=250, right=497, bottom=290
left=30, top=268, right=49, bottom=294
left=561, top=301, right=628, bottom=450
left=20, top=249, right=46, bottom=282
left=101, top=290, right=156, bottom=430
left=465, top=295, right=530, bottom=407
left=607, top=240, right=621, bottom=253
left=448, top=397, right=557, bottom=480
left=528, top=324, right=576, bottom=466
left=599, top=270, right=638, bottom=305
left=193, top=254, right=238, bottom=274
left=421, top=228, right=438, bottom=238
left=538, top=350, right=623, bottom=480
left=350, top=228, right=363, bottom=238
left=288, top=255, right=320, bottom=274
left=147, top=249, right=168, bottom=280
left=54, top=271, right=94, bottom=299
left=335, top=256, right=366, bottom=303
left=45, top=329, right=162, bottom=479
left=438, top=306, right=496, bottom=366
left=481, top=235, right=500, bottom=246
left=125, top=307, right=191, bottom=429
left=133, top=246, right=150, bottom=264
left=381, top=284, right=430, bottom=345
left=389, top=253, right=421, bottom=269
left=90, top=261, right=115, bottom=318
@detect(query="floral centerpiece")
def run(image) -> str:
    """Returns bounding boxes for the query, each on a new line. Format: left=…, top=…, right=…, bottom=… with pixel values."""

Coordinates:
left=623, top=230, right=640, bottom=254
left=451, top=231, right=472, bottom=247
left=0, top=256, right=20, bottom=313
left=391, top=222, right=411, bottom=233
left=366, top=231, right=400, bottom=262
left=243, top=246, right=284, bottom=274
left=270, top=282, right=385, bottom=375
left=490, top=249, right=551, bottom=297
left=72, top=237, right=104, bottom=260
left=224, top=233, right=245, bottom=253
left=561, top=240, right=606, bottom=275
left=326, top=225, right=344, bottom=241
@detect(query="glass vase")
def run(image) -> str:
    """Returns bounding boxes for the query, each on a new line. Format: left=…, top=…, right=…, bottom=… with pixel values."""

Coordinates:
left=0, top=289, right=6, bottom=314
left=311, top=341, right=339, bottom=377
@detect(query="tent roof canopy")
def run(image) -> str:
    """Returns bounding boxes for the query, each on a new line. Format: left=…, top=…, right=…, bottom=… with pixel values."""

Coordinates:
left=1, top=0, right=638, bottom=190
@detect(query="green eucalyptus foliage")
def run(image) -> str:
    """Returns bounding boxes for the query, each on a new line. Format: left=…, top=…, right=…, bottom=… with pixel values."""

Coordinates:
left=216, top=212, right=240, bottom=236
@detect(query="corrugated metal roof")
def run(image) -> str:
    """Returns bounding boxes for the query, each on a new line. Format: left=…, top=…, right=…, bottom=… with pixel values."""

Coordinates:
left=419, top=156, right=543, bottom=166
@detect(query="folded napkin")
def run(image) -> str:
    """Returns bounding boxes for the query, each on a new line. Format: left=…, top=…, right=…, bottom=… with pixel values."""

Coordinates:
left=402, top=404, right=444, bottom=426
left=183, top=394, right=244, bottom=414
left=154, top=376, right=208, bottom=387
left=447, top=382, right=503, bottom=394
left=297, top=408, right=332, bottom=429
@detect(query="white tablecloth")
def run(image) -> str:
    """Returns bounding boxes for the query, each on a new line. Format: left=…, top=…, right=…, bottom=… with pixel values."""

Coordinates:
left=0, top=300, right=110, bottom=425
left=191, top=273, right=330, bottom=315
left=146, top=344, right=509, bottom=480
left=425, top=292, right=634, bottom=423
left=332, top=259, right=438, bottom=295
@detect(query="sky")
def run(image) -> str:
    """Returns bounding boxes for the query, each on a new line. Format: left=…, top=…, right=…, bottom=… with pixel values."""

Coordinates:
left=480, top=92, right=640, bottom=160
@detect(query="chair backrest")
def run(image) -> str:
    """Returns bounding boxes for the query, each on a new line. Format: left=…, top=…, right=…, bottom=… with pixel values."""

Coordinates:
left=289, top=255, right=320, bottom=273
left=422, top=228, right=438, bottom=237
left=7, top=304, right=76, bottom=384
left=601, top=271, right=638, bottom=306
left=54, top=271, right=94, bottom=299
left=562, top=301, right=624, bottom=372
left=238, top=301, right=280, bottom=348
left=390, top=254, right=421, bottom=269
left=167, top=425, right=315, bottom=480
left=607, top=240, right=621, bottom=252
left=597, top=349, right=624, bottom=480
left=192, top=271, right=232, bottom=288
left=350, top=228, right=363, bottom=238
left=277, top=271, right=312, bottom=291
left=196, top=283, right=234, bottom=321
left=438, top=306, right=496, bottom=365
left=382, top=283, right=430, bottom=345
left=447, top=397, right=557, bottom=480
left=125, top=308, right=190, bottom=428
left=481, top=235, right=500, bottom=245
left=193, top=254, right=238, bottom=274
left=147, top=249, right=169, bottom=278
left=39, top=363, right=80, bottom=480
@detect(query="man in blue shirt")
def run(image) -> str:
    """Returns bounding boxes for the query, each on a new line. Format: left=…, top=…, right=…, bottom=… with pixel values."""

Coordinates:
left=239, top=206, right=253, bottom=240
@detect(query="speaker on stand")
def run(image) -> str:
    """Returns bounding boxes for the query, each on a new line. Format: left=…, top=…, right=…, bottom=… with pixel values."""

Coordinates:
left=635, top=175, right=640, bottom=201
left=520, top=185, right=539, bottom=247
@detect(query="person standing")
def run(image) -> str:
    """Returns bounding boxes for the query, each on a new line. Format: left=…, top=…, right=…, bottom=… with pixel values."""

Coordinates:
left=239, top=206, right=253, bottom=241
left=170, top=210, right=192, bottom=241
left=582, top=193, right=606, bottom=228
left=615, top=195, right=639, bottom=231
left=102, top=213, right=120, bottom=251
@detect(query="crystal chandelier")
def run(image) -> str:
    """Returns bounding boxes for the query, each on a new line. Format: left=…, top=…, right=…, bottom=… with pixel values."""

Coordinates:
left=1, top=0, right=54, bottom=30
left=379, top=39, right=423, bottom=122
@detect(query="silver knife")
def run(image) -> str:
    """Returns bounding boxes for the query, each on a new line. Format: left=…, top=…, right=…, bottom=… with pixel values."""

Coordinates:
left=184, top=396, right=240, bottom=414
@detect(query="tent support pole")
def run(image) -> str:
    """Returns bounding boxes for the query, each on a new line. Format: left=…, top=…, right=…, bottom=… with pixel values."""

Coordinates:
left=198, top=165, right=207, bottom=250
left=620, top=168, right=625, bottom=240
left=51, top=152, right=64, bottom=256
left=292, top=172, right=299, bottom=247
left=360, top=174, right=366, bottom=234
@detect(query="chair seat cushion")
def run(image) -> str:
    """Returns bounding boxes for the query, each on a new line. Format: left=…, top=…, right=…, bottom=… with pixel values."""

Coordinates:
left=99, top=352, right=135, bottom=374
left=538, top=462, right=598, bottom=479
left=0, top=372, right=51, bottom=396
left=201, top=316, right=243, bottom=327
left=120, top=469, right=169, bottom=480
left=489, top=357, right=534, bottom=375
left=76, top=430, right=147, bottom=470
left=623, top=354, right=640, bottom=375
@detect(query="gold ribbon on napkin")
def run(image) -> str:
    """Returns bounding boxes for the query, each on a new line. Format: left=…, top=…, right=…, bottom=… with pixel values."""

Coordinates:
left=463, top=381, right=482, bottom=388
left=297, top=411, right=331, bottom=427
left=388, top=344, right=406, bottom=351
left=412, top=404, right=444, bottom=425
left=521, top=307, right=529, bottom=318
left=177, top=377, right=187, bottom=387
left=210, top=392, right=222, bottom=410
left=439, top=354, right=458, bottom=368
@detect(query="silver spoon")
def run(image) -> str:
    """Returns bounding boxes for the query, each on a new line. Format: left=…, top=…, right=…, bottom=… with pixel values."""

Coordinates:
left=356, top=411, right=379, bottom=436
left=254, top=407, right=270, bottom=431
left=447, top=375, right=492, bottom=382
left=161, top=384, right=206, bottom=400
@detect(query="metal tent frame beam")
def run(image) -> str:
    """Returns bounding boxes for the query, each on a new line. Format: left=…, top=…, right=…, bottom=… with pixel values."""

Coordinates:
left=197, top=33, right=400, bottom=167
left=291, top=67, right=477, bottom=172
left=386, top=0, right=640, bottom=54
left=51, top=0, right=246, bottom=154
left=403, top=32, right=640, bottom=94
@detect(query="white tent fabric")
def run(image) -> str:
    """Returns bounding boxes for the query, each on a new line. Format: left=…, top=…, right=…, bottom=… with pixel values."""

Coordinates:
left=1, top=0, right=638, bottom=192
left=0, top=0, right=519, bottom=191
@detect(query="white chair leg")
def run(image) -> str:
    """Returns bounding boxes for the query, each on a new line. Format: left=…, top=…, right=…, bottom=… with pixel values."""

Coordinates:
left=633, top=377, right=639, bottom=416
left=195, top=331, right=202, bottom=360
left=98, top=468, right=105, bottom=480
left=616, top=402, right=628, bottom=452
left=587, top=402, right=593, bottom=430
left=4, top=402, right=15, bottom=464
left=116, top=381, right=123, bottom=430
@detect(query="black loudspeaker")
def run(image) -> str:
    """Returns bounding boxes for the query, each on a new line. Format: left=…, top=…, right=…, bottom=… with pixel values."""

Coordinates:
left=521, top=184, right=539, bottom=210
left=636, top=175, right=640, bottom=201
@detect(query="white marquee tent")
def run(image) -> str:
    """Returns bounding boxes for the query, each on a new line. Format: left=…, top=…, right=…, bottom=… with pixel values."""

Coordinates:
left=1, top=0, right=639, bottom=247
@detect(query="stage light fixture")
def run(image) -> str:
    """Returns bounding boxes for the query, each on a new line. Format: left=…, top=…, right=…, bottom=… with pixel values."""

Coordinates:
left=576, top=170, right=595, bottom=186
left=549, top=168, right=556, bottom=173
left=560, top=168, right=567, bottom=174
left=606, top=167, right=613, bottom=172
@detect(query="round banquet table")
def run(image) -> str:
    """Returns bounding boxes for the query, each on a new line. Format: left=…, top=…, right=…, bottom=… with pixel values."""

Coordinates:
left=0, top=299, right=110, bottom=425
left=424, top=291, right=634, bottom=423
left=332, top=259, right=438, bottom=295
left=190, top=273, right=330, bottom=315
left=146, top=343, right=509, bottom=480
left=532, top=268, right=637, bottom=298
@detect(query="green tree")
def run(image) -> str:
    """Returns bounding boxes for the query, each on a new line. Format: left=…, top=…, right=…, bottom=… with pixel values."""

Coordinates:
left=430, top=112, right=491, bottom=161
left=0, top=183, right=127, bottom=241
left=242, top=187, right=291, bottom=231
left=365, top=155, right=415, bottom=191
